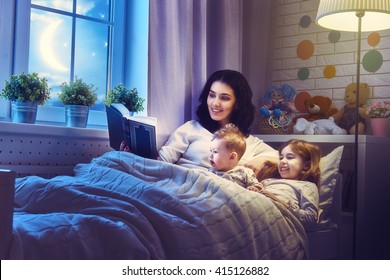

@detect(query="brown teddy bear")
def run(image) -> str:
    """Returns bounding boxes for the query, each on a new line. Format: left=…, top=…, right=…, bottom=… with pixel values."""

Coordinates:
left=332, top=83, right=369, bottom=135
left=294, top=91, right=338, bottom=122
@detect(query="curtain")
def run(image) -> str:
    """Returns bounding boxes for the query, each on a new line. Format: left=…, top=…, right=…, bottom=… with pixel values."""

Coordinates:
left=148, top=0, right=243, bottom=148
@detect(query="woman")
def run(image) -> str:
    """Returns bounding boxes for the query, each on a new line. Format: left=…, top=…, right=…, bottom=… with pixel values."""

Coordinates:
left=122, top=69, right=277, bottom=173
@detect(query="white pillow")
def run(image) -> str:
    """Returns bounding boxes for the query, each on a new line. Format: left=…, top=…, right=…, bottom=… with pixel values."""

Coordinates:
left=317, top=145, right=344, bottom=228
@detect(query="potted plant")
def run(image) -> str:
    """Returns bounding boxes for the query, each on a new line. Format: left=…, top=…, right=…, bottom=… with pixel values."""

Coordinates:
left=366, top=100, right=390, bottom=137
left=105, top=84, right=144, bottom=114
left=1, top=72, right=51, bottom=123
left=59, top=77, right=98, bottom=128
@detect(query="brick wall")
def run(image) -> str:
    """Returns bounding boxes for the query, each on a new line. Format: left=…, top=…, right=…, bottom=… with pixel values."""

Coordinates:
left=272, top=0, right=390, bottom=110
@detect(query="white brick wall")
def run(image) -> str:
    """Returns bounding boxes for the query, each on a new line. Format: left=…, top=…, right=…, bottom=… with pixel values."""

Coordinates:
left=272, top=0, right=390, bottom=108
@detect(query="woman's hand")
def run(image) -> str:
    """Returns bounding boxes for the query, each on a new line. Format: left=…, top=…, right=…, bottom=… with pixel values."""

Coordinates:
left=119, top=141, right=131, bottom=152
left=245, top=155, right=278, bottom=176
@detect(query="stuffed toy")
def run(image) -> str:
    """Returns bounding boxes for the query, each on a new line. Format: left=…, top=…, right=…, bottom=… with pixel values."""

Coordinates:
left=260, top=84, right=297, bottom=117
left=294, top=91, right=338, bottom=122
left=332, top=82, right=369, bottom=135
left=293, top=117, right=347, bottom=135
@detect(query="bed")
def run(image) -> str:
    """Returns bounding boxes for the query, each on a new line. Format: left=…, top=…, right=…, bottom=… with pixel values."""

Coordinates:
left=0, top=146, right=344, bottom=260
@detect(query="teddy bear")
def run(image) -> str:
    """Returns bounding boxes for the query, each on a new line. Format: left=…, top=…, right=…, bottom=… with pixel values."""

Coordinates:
left=292, top=91, right=346, bottom=135
left=293, top=91, right=339, bottom=122
left=293, top=117, right=347, bottom=135
left=260, top=84, right=297, bottom=117
left=332, top=82, right=369, bottom=135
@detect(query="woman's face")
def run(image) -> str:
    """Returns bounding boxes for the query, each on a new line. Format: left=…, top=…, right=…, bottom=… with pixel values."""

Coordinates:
left=278, top=145, right=306, bottom=180
left=207, top=81, right=236, bottom=127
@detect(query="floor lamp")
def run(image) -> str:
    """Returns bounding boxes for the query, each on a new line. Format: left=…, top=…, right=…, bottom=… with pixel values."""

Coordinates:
left=315, top=0, right=390, bottom=259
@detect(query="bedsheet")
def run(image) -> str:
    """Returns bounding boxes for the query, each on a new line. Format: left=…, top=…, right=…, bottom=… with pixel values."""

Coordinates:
left=11, top=151, right=308, bottom=259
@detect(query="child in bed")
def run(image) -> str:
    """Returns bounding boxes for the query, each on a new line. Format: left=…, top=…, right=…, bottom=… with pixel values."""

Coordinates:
left=208, top=123, right=264, bottom=190
left=251, top=139, right=321, bottom=228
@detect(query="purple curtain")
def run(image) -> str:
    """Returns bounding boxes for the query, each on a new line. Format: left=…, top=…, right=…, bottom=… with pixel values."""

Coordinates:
left=148, top=0, right=243, bottom=148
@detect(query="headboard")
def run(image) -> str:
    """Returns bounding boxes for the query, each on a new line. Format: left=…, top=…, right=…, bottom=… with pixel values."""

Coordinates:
left=0, top=122, right=112, bottom=178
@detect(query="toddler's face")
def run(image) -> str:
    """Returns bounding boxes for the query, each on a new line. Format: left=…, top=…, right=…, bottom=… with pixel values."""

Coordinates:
left=209, top=138, right=233, bottom=172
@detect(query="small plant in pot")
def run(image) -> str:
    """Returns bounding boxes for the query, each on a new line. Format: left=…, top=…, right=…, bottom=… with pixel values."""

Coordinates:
left=105, top=84, right=144, bottom=114
left=1, top=72, right=51, bottom=123
left=59, top=77, right=98, bottom=128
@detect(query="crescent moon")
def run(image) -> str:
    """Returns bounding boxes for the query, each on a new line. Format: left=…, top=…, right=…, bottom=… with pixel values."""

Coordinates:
left=40, top=20, right=69, bottom=72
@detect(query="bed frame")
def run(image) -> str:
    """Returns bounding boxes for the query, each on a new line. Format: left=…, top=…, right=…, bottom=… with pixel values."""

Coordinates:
left=0, top=169, right=15, bottom=260
left=307, top=172, right=342, bottom=259
left=0, top=169, right=342, bottom=260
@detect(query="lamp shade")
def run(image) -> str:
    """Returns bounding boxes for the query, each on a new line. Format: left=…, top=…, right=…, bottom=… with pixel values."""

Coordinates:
left=316, top=0, right=390, bottom=32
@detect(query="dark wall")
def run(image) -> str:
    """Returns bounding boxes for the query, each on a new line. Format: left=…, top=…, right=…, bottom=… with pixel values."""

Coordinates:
left=242, top=0, right=276, bottom=133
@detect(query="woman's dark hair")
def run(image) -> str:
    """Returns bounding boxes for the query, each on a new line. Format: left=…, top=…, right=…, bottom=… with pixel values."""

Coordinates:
left=196, top=69, right=255, bottom=136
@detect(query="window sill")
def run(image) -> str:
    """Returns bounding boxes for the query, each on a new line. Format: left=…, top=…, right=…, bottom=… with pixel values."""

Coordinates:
left=0, top=120, right=109, bottom=139
left=0, top=105, right=108, bottom=131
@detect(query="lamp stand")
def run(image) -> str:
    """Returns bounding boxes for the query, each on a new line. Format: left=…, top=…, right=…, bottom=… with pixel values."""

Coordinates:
left=352, top=11, right=364, bottom=259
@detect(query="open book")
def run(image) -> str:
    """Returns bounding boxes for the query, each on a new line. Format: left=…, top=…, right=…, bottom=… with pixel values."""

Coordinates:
left=106, top=103, right=158, bottom=159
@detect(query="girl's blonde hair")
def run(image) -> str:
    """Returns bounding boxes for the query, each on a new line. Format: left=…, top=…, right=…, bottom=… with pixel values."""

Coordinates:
left=258, top=139, right=321, bottom=186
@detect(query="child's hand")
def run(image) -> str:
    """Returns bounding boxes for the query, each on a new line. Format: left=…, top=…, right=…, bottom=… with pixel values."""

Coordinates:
left=120, top=141, right=131, bottom=152
left=259, top=189, right=278, bottom=200
left=260, top=189, right=289, bottom=209
left=247, top=185, right=262, bottom=192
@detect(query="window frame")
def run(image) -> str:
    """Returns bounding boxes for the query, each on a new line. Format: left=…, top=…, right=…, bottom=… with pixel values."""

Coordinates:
left=0, top=0, right=127, bottom=128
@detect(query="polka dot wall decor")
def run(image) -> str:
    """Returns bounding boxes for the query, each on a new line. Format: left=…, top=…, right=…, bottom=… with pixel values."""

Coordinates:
left=368, top=32, right=380, bottom=47
left=363, top=32, right=384, bottom=73
left=296, top=15, right=315, bottom=81
left=299, top=15, right=311, bottom=28
left=298, top=67, right=310, bottom=80
left=328, top=31, right=341, bottom=43
left=296, top=39, right=314, bottom=60
left=324, top=65, right=336, bottom=79
left=272, top=0, right=390, bottom=112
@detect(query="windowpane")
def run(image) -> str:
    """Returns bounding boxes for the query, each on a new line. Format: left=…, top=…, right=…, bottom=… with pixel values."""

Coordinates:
left=76, top=0, right=110, bottom=20
left=31, top=0, right=73, bottom=12
left=28, top=0, right=112, bottom=110
left=75, top=18, right=109, bottom=110
left=29, top=9, right=72, bottom=106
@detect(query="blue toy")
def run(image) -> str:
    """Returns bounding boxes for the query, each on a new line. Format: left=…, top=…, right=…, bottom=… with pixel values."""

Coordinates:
left=260, top=84, right=297, bottom=117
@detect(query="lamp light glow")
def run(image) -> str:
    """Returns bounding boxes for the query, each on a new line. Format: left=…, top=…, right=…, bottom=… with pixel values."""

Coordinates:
left=316, top=0, right=390, bottom=32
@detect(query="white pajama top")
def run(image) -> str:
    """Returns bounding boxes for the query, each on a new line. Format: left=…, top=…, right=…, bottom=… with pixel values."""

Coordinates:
left=158, top=120, right=277, bottom=170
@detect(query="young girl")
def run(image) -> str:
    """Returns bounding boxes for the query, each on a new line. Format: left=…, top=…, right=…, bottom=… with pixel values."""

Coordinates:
left=250, top=139, right=321, bottom=229
left=208, top=123, right=263, bottom=190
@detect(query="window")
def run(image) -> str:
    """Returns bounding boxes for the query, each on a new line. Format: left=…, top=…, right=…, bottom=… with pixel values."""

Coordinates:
left=29, top=0, right=112, bottom=110
left=0, top=0, right=148, bottom=127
